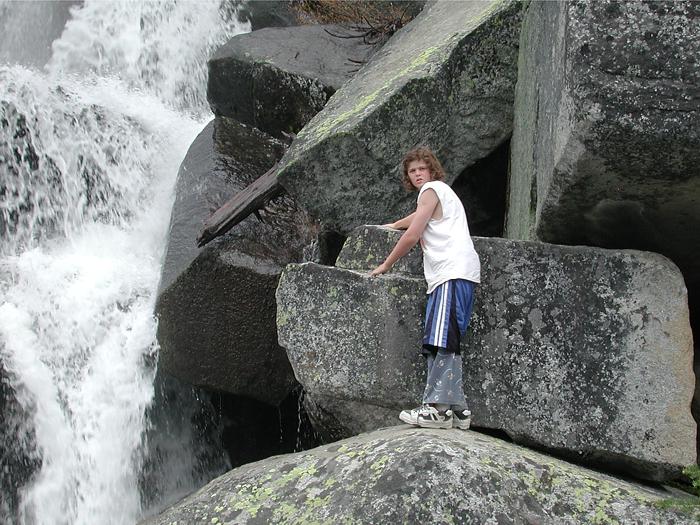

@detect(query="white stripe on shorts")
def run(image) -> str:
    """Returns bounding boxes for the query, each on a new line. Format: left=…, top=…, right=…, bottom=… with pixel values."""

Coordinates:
left=433, top=281, right=450, bottom=347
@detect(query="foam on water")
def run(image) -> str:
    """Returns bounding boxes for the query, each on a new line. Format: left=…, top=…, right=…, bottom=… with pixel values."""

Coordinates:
left=0, top=1, right=249, bottom=522
left=1, top=69, right=204, bottom=524
left=48, top=0, right=244, bottom=111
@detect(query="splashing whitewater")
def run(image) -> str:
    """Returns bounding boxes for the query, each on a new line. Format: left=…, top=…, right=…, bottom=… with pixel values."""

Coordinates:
left=0, top=1, right=249, bottom=523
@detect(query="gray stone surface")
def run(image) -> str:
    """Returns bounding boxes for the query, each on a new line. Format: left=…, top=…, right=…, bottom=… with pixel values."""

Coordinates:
left=506, top=0, right=700, bottom=286
left=275, top=0, right=523, bottom=233
left=156, top=117, right=315, bottom=405
left=276, top=225, right=696, bottom=480
left=301, top=392, right=397, bottom=444
left=140, top=426, right=698, bottom=525
left=0, top=362, right=39, bottom=520
left=234, top=0, right=300, bottom=31
left=208, top=24, right=375, bottom=139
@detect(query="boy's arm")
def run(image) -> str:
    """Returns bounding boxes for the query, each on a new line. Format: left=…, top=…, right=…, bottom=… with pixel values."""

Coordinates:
left=385, top=212, right=416, bottom=230
left=370, top=189, right=438, bottom=277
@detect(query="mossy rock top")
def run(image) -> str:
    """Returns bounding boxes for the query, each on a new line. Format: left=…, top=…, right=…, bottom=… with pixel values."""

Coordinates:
left=142, top=426, right=699, bottom=524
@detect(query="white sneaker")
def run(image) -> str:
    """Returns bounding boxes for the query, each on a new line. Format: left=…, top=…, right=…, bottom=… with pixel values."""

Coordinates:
left=452, top=409, right=472, bottom=430
left=416, top=406, right=453, bottom=429
left=399, top=405, right=427, bottom=426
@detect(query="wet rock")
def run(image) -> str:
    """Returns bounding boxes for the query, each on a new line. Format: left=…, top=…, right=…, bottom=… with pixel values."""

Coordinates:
left=303, top=375, right=411, bottom=445
left=140, top=426, right=698, bottom=525
left=0, top=362, right=40, bottom=522
left=234, top=0, right=300, bottom=31
left=274, top=0, right=523, bottom=233
left=276, top=225, right=695, bottom=481
left=208, top=24, right=375, bottom=140
left=155, top=117, right=316, bottom=405
left=506, top=0, right=700, bottom=286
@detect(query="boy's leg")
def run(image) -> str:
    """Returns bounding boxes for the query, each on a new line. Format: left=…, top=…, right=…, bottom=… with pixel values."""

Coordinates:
left=399, top=285, right=442, bottom=426
left=422, top=347, right=466, bottom=407
left=398, top=352, right=435, bottom=426
left=451, top=280, right=476, bottom=429
left=420, top=280, right=476, bottom=429
left=413, top=281, right=460, bottom=429
left=400, top=350, right=458, bottom=428
left=448, top=354, right=472, bottom=429
left=399, top=279, right=475, bottom=429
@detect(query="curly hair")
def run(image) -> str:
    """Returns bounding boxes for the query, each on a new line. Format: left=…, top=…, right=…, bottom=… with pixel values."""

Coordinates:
left=401, top=146, right=446, bottom=191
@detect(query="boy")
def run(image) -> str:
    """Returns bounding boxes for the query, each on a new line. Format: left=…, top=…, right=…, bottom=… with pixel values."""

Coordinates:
left=370, top=147, right=480, bottom=430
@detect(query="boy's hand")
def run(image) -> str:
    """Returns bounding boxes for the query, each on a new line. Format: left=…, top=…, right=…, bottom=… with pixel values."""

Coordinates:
left=370, top=262, right=391, bottom=277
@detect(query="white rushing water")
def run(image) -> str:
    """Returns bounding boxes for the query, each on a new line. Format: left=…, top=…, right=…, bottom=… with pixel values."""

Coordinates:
left=0, top=1, right=249, bottom=523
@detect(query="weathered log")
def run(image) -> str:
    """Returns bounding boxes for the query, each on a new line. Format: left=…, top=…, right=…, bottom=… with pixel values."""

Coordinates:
left=196, top=165, right=284, bottom=247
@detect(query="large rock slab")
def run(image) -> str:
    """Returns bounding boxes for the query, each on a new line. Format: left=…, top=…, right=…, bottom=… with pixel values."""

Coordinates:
left=276, top=226, right=695, bottom=480
left=208, top=24, right=375, bottom=139
left=275, top=0, right=523, bottom=233
left=506, top=0, right=700, bottom=285
left=141, top=426, right=698, bottom=525
left=156, top=117, right=315, bottom=405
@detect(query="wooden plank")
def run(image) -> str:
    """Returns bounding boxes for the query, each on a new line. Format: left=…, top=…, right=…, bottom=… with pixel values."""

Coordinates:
left=196, top=165, right=284, bottom=247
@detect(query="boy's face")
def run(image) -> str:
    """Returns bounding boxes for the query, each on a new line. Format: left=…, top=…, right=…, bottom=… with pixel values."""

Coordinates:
left=407, top=160, right=432, bottom=189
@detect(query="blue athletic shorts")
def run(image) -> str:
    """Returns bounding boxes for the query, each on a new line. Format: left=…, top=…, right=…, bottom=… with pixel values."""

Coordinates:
left=422, top=279, right=476, bottom=356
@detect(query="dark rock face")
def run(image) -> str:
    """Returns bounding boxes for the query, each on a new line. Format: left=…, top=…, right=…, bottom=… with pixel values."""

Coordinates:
left=0, top=363, right=40, bottom=522
left=157, top=251, right=293, bottom=405
left=506, top=0, right=700, bottom=286
left=140, top=374, right=315, bottom=516
left=155, top=117, right=316, bottom=405
left=298, top=391, right=397, bottom=444
left=276, top=226, right=695, bottom=481
left=208, top=25, right=374, bottom=139
left=140, top=427, right=698, bottom=525
left=234, top=0, right=300, bottom=31
left=210, top=388, right=318, bottom=472
left=158, top=117, right=287, bottom=292
left=275, top=0, right=523, bottom=234
left=452, top=139, right=510, bottom=237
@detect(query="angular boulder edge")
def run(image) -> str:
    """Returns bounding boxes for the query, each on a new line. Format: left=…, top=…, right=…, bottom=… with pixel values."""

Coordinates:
left=274, top=0, right=524, bottom=233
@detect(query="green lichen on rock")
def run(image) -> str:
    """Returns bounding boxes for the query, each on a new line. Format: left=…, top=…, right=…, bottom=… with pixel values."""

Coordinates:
left=276, top=226, right=695, bottom=481
left=654, top=465, right=700, bottom=518
left=276, top=306, right=290, bottom=328
left=142, top=427, right=696, bottom=525
left=336, top=225, right=421, bottom=275
left=275, top=0, right=524, bottom=233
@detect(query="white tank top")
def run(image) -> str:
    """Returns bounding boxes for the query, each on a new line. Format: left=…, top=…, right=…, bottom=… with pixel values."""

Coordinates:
left=418, top=181, right=481, bottom=293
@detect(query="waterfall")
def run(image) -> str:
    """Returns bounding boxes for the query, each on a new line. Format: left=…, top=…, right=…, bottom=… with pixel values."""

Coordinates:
left=0, top=1, right=249, bottom=523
